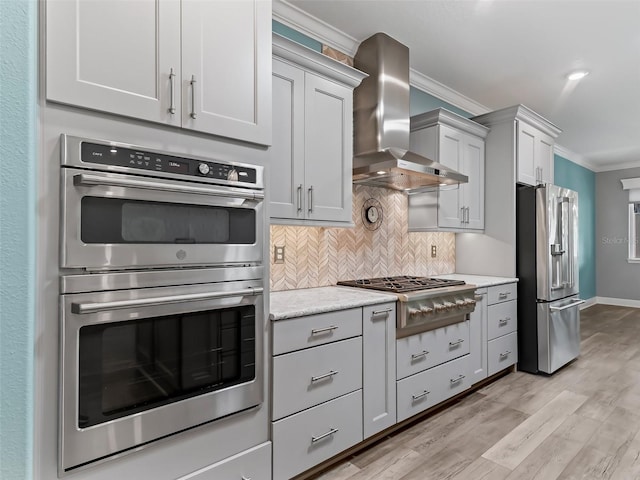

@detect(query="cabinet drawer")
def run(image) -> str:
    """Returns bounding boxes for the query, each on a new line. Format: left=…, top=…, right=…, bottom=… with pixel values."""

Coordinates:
left=488, top=283, right=517, bottom=305
left=396, top=355, right=470, bottom=422
left=396, top=321, right=470, bottom=380
left=487, top=300, right=517, bottom=340
left=272, top=337, right=362, bottom=420
left=273, top=391, right=363, bottom=480
left=178, top=442, right=271, bottom=480
left=488, top=331, right=518, bottom=376
left=272, top=308, right=362, bottom=355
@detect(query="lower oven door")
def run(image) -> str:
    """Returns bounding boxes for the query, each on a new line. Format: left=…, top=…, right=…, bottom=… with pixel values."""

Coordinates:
left=60, top=278, right=263, bottom=472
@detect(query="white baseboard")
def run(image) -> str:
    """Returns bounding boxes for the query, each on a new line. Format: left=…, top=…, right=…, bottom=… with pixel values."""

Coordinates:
left=580, top=297, right=598, bottom=310
left=595, top=296, right=640, bottom=308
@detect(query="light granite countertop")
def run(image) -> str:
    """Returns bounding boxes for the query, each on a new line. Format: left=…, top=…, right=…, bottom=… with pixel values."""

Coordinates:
left=434, top=273, right=518, bottom=288
left=270, top=286, right=397, bottom=321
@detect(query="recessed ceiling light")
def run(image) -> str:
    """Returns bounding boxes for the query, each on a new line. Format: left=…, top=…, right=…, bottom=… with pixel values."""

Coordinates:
left=567, top=70, right=589, bottom=81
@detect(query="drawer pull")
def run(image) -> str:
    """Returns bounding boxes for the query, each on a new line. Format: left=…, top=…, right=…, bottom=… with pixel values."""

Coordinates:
left=450, top=374, right=466, bottom=384
left=498, top=292, right=511, bottom=299
left=500, top=351, right=512, bottom=359
left=449, top=339, right=465, bottom=347
left=411, top=350, right=429, bottom=360
left=241, top=477, right=252, bottom=480
left=311, top=427, right=339, bottom=443
left=412, top=390, right=431, bottom=401
left=311, top=370, right=339, bottom=382
left=499, top=317, right=511, bottom=326
left=310, top=325, right=338, bottom=335
left=372, top=307, right=393, bottom=316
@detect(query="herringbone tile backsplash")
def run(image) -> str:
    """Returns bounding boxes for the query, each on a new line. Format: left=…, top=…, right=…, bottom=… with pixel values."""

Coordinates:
left=270, top=185, right=455, bottom=291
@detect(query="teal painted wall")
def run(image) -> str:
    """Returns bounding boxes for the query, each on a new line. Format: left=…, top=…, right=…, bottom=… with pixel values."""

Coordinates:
left=554, top=155, right=596, bottom=300
left=273, top=20, right=322, bottom=52
left=410, top=87, right=472, bottom=118
left=0, top=0, right=37, bottom=478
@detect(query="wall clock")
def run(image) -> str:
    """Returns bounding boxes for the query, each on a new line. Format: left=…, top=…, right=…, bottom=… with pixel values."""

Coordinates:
left=361, top=198, right=383, bottom=231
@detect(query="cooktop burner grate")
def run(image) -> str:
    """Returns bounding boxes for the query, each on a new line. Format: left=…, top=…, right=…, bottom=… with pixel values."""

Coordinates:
left=337, top=275, right=465, bottom=293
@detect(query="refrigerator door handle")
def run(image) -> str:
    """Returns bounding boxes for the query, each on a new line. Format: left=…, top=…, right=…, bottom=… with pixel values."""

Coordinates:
left=549, top=299, right=585, bottom=312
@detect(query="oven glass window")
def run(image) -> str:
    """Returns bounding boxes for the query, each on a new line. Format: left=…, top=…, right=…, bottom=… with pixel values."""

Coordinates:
left=77, top=306, right=256, bottom=428
left=80, top=197, right=256, bottom=244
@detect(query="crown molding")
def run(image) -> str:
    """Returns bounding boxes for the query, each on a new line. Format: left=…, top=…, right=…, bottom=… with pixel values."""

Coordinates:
left=273, top=0, right=491, bottom=116
left=409, top=69, right=490, bottom=116
left=595, top=159, right=640, bottom=173
left=553, top=144, right=597, bottom=172
left=273, top=0, right=359, bottom=56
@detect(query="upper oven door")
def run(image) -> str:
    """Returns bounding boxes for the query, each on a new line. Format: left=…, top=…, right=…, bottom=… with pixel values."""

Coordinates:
left=60, top=168, right=264, bottom=270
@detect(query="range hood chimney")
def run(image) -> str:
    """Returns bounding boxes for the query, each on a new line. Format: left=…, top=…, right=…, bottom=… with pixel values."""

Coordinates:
left=352, top=33, right=468, bottom=191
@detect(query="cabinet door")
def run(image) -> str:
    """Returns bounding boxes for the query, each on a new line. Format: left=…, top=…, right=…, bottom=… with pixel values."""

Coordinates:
left=362, top=304, right=396, bottom=438
left=536, top=133, right=555, bottom=185
left=270, top=59, right=306, bottom=220
left=469, top=290, right=488, bottom=385
left=304, top=74, right=353, bottom=223
left=516, top=121, right=538, bottom=186
left=181, top=0, right=271, bottom=145
left=462, top=134, right=485, bottom=230
left=437, top=126, right=465, bottom=228
left=46, top=0, right=181, bottom=126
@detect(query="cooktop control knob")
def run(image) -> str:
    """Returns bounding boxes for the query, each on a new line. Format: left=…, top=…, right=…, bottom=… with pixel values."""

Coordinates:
left=227, top=168, right=239, bottom=181
left=464, top=298, right=477, bottom=306
left=198, top=163, right=210, bottom=175
left=408, top=307, right=421, bottom=317
left=434, top=303, right=445, bottom=312
left=444, top=302, right=455, bottom=311
left=421, top=306, right=434, bottom=315
left=456, top=300, right=466, bottom=308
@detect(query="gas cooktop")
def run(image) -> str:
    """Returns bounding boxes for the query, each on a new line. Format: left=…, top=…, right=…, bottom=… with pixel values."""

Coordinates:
left=337, top=275, right=466, bottom=293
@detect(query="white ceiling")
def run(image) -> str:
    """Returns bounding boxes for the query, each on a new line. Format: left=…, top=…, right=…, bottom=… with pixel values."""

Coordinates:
left=275, top=0, right=640, bottom=171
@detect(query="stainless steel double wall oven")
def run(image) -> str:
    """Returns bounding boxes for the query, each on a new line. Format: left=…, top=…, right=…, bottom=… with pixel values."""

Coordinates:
left=58, top=135, right=265, bottom=472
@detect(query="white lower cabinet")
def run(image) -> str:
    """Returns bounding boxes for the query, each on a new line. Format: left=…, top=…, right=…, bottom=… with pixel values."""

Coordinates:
left=178, top=442, right=271, bottom=480
left=469, top=288, right=488, bottom=385
left=397, top=355, right=470, bottom=422
left=272, top=391, right=363, bottom=480
left=488, top=331, right=518, bottom=377
left=272, top=337, right=362, bottom=421
left=362, top=303, right=397, bottom=438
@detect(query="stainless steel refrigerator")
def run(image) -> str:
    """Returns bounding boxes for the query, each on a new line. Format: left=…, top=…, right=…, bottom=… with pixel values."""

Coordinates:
left=516, top=184, right=584, bottom=374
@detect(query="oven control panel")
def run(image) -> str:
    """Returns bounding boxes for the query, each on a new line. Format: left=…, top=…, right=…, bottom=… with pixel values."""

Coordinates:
left=80, top=142, right=257, bottom=184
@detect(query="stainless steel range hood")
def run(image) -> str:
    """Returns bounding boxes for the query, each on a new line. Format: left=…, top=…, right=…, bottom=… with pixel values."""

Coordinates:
left=352, top=33, right=468, bottom=191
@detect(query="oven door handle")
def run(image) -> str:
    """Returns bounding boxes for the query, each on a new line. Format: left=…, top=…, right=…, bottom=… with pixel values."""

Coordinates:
left=71, top=287, right=264, bottom=314
left=73, top=172, right=265, bottom=201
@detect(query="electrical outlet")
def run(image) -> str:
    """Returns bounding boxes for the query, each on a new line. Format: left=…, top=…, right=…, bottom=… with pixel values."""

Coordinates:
left=431, top=245, right=437, bottom=258
left=274, top=245, right=285, bottom=264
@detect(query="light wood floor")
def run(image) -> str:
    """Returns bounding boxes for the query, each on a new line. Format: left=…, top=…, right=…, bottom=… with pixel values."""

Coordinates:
left=311, top=304, right=640, bottom=480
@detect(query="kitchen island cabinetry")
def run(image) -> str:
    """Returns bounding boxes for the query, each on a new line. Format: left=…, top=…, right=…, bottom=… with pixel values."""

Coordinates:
left=46, top=0, right=271, bottom=145
left=408, top=109, right=489, bottom=232
left=270, top=34, right=367, bottom=226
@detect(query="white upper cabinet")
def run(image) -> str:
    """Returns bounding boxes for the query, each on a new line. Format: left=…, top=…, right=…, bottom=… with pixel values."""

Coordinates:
left=408, top=109, right=489, bottom=232
left=270, top=34, right=367, bottom=226
left=472, top=105, right=561, bottom=188
left=516, top=120, right=555, bottom=186
left=46, top=0, right=271, bottom=145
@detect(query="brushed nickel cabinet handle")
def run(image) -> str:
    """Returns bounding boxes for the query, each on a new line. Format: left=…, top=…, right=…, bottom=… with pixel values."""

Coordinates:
left=450, top=374, right=465, bottom=384
left=190, top=75, right=197, bottom=119
left=499, top=351, right=512, bottom=358
left=311, top=370, right=338, bottom=382
left=499, top=317, right=511, bottom=325
left=449, top=339, right=464, bottom=347
left=372, top=307, right=393, bottom=316
left=498, top=292, right=510, bottom=299
left=297, top=184, right=303, bottom=212
left=310, top=325, right=338, bottom=335
left=308, top=186, right=313, bottom=213
left=311, top=427, right=339, bottom=443
left=412, top=390, right=430, bottom=401
left=411, top=350, right=429, bottom=360
left=168, top=68, right=176, bottom=114
left=460, top=206, right=465, bottom=223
